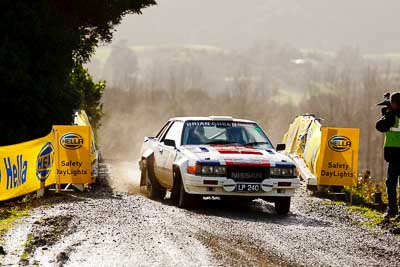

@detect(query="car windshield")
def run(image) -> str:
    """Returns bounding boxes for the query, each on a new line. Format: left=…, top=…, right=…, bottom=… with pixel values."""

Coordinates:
left=182, top=121, right=273, bottom=148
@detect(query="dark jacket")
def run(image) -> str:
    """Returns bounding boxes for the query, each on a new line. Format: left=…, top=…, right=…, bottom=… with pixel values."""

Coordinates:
left=376, top=109, right=400, bottom=162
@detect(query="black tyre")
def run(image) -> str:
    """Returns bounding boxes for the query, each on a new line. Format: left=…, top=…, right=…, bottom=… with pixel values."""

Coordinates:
left=275, top=197, right=291, bottom=215
left=159, top=189, right=167, bottom=200
left=172, top=169, right=198, bottom=208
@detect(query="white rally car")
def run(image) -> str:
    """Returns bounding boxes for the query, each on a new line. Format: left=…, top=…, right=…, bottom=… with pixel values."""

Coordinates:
left=138, top=116, right=300, bottom=214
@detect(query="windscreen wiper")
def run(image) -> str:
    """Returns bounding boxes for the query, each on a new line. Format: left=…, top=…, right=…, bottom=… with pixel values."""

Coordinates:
left=206, top=140, right=235, bottom=145
left=243, top=141, right=269, bottom=146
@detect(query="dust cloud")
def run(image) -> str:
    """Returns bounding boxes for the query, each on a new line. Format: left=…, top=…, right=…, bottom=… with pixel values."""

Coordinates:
left=97, top=107, right=156, bottom=193
left=105, top=160, right=141, bottom=194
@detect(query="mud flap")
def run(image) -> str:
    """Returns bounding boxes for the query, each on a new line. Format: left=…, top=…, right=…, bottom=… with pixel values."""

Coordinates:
left=140, top=151, right=155, bottom=186
left=140, top=162, right=147, bottom=187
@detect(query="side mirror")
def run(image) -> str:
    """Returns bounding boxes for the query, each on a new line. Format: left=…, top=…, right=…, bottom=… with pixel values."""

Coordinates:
left=144, top=136, right=155, bottom=142
left=163, top=139, right=176, bottom=148
left=276, top=143, right=286, bottom=151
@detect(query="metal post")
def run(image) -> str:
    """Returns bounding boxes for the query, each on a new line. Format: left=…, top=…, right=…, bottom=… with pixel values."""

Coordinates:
left=54, top=128, right=61, bottom=193
left=350, top=186, right=353, bottom=205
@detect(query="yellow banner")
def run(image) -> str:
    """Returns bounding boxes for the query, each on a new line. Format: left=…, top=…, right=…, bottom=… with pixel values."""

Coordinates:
left=53, top=125, right=93, bottom=184
left=0, top=114, right=95, bottom=201
left=74, top=110, right=97, bottom=163
left=316, top=128, right=360, bottom=186
left=0, top=132, right=55, bottom=201
left=303, top=121, right=321, bottom=174
left=295, top=117, right=314, bottom=156
left=284, top=117, right=301, bottom=154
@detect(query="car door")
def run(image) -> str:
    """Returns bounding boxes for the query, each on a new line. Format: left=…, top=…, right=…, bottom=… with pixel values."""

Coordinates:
left=157, top=121, right=184, bottom=189
left=152, top=121, right=172, bottom=182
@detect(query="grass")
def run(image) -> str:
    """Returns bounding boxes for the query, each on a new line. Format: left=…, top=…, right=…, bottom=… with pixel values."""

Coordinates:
left=320, top=199, right=381, bottom=227
left=321, top=200, right=346, bottom=206
left=24, top=234, right=34, bottom=248
left=321, top=196, right=400, bottom=235
left=0, top=204, right=30, bottom=242
left=19, top=233, right=34, bottom=262
left=348, top=205, right=383, bottom=229
left=20, top=249, right=29, bottom=261
left=348, top=205, right=400, bottom=235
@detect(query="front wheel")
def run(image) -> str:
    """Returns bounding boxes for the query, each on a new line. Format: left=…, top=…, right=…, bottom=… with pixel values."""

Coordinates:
left=172, top=170, right=199, bottom=208
left=275, top=197, right=291, bottom=215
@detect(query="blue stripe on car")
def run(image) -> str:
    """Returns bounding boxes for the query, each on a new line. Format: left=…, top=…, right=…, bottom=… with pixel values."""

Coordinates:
left=275, top=162, right=296, bottom=168
left=196, top=160, right=220, bottom=166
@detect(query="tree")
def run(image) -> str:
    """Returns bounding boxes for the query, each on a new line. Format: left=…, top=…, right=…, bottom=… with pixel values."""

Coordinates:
left=0, top=0, right=155, bottom=145
left=103, top=40, right=139, bottom=89
left=69, top=64, right=106, bottom=131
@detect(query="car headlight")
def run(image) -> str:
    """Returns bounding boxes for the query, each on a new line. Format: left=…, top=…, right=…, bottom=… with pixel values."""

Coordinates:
left=197, top=165, right=226, bottom=176
left=214, top=166, right=226, bottom=175
left=201, top=165, right=214, bottom=175
left=270, top=167, right=280, bottom=176
left=270, top=167, right=296, bottom=177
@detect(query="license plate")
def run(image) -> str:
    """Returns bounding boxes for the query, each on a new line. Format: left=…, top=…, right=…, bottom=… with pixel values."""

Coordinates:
left=235, top=184, right=261, bottom=192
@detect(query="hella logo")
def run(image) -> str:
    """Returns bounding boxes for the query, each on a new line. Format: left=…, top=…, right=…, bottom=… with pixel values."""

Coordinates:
left=328, top=135, right=351, bottom=152
left=60, top=133, right=84, bottom=150
left=36, top=142, right=54, bottom=182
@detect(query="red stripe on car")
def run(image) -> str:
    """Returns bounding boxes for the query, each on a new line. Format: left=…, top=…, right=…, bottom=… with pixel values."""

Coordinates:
left=215, top=147, right=263, bottom=155
left=225, top=159, right=270, bottom=167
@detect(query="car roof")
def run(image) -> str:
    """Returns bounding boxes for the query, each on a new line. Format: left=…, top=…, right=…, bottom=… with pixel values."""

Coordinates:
left=168, top=116, right=256, bottom=124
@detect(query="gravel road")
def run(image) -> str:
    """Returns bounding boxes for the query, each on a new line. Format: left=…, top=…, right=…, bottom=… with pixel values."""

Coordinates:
left=1, top=160, right=400, bottom=266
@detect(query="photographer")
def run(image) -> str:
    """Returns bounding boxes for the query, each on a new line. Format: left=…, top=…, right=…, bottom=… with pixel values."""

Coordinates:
left=376, top=92, right=400, bottom=219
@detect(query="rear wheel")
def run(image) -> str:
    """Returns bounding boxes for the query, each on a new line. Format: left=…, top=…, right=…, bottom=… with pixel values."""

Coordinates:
left=275, top=197, right=291, bottom=215
left=144, top=161, right=163, bottom=200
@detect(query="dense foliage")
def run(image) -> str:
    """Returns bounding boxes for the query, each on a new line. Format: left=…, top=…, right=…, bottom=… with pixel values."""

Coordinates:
left=69, top=64, right=106, bottom=131
left=0, top=0, right=155, bottom=145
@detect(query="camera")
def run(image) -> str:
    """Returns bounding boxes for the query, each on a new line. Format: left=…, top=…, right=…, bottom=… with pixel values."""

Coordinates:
left=377, top=92, right=391, bottom=115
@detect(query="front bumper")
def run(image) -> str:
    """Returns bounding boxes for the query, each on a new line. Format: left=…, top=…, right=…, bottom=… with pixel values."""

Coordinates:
left=182, top=173, right=301, bottom=197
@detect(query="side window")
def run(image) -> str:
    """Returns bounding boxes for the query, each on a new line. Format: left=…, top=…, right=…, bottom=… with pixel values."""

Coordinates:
left=156, top=121, right=171, bottom=139
left=162, top=121, right=184, bottom=146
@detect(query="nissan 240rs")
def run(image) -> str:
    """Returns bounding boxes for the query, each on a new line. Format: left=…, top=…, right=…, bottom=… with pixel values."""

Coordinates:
left=138, top=116, right=300, bottom=214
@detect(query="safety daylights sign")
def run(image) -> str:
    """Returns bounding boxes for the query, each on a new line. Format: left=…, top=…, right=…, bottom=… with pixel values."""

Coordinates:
left=316, top=127, right=360, bottom=186
left=53, top=125, right=92, bottom=184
